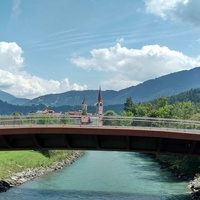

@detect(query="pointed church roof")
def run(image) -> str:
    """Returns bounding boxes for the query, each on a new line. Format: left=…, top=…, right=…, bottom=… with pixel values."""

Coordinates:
left=82, top=97, right=86, bottom=104
left=97, top=87, right=102, bottom=102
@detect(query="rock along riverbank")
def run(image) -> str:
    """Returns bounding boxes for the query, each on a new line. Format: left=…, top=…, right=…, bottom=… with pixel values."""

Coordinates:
left=189, top=176, right=200, bottom=200
left=0, top=151, right=84, bottom=192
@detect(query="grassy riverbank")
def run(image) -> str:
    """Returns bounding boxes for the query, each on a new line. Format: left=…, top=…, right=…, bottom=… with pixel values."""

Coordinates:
left=0, top=150, right=75, bottom=179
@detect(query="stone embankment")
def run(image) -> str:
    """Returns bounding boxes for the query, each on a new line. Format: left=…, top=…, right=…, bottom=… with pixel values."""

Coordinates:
left=0, top=151, right=83, bottom=192
left=189, top=176, right=200, bottom=200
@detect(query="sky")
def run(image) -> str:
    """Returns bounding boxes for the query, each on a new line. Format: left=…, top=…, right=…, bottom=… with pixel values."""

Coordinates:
left=0, top=0, right=200, bottom=99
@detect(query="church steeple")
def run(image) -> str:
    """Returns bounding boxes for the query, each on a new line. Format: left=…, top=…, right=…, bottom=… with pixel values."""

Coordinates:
left=98, top=87, right=102, bottom=103
left=82, top=97, right=87, bottom=115
left=96, top=87, right=103, bottom=117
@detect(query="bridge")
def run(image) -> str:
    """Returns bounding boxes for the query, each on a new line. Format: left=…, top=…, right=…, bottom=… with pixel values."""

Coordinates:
left=1, top=115, right=200, bottom=155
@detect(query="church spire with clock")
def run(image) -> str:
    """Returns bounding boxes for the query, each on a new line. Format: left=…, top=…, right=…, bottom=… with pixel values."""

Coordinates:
left=96, top=87, right=103, bottom=117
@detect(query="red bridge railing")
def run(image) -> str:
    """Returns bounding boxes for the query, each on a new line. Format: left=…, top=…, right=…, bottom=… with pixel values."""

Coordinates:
left=0, top=115, right=200, bottom=132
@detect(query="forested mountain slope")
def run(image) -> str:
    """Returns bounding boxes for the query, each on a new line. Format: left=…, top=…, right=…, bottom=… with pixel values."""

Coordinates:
left=27, top=67, right=200, bottom=106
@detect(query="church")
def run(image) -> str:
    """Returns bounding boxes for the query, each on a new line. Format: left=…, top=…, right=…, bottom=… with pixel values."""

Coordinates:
left=81, top=87, right=103, bottom=117
left=96, top=87, right=103, bottom=117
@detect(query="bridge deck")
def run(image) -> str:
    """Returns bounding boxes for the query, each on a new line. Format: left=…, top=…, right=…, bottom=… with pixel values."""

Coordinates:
left=1, top=125, right=200, bottom=155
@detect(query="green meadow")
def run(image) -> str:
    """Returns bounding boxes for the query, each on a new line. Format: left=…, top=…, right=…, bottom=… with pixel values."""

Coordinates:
left=0, top=150, right=75, bottom=179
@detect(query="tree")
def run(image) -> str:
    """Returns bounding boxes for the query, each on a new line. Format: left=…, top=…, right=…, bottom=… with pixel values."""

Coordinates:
left=103, top=110, right=118, bottom=126
left=119, top=111, right=133, bottom=126
left=155, top=105, right=173, bottom=118
left=156, top=97, right=168, bottom=108
left=120, top=110, right=133, bottom=117
left=60, top=115, right=73, bottom=125
left=172, top=101, right=194, bottom=119
left=37, top=114, right=54, bottom=125
left=190, top=113, right=200, bottom=121
left=82, top=109, right=87, bottom=116
left=136, top=103, right=154, bottom=117
left=12, top=111, right=23, bottom=116
left=124, top=97, right=136, bottom=115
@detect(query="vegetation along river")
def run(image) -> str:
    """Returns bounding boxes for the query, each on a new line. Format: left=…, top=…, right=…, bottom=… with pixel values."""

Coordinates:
left=0, top=151, right=190, bottom=200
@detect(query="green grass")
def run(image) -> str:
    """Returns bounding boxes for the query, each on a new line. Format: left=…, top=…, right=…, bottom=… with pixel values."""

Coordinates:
left=0, top=150, right=75, bottom=179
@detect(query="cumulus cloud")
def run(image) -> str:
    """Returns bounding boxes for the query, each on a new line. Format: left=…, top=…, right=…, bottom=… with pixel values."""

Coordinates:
left=71, top=43, right=200, bottom=89
left=144, top=0, right=200, bottom=26
left=0, top=42, right=24, bottom=72
left=0, top=42, right=87, bottom=99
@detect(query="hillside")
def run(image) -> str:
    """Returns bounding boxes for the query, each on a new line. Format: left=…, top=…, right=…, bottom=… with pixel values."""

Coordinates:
left=168, top=88, right=200, bottom=104
left=117, top=67, right=200, bottom=103
left=27, top=67, right=200, bottom=107
left=0, top=91, right=16, bottom=102
left=1, top=87, right=200, bottom=115
left=27, top=90, right=119, bottom=107
left=0, top=99, right=124, bottom=115
left=7, top=98, right=30, bottom=106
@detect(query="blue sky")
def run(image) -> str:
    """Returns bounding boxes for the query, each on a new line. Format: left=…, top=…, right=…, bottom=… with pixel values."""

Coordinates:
left=0, top=0, right=200, bottom=99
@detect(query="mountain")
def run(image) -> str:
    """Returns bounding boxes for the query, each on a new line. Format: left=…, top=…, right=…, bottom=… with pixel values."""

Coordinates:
left=27, top=67, right=200, bottom=107
left=0, top=90, right=30, bottom=106
left=7, top=98, right=30, bottom=106
left=0, top=90, right=16, bottom=102
left=27, top=90, right=119, bottom=107
left=116, top=66, right=200, bottom=103
left=0, top=99, right=124, bottom=115
left=168, top=88, right=200, bottom=104
left=2, top=86, right=200, bottom=116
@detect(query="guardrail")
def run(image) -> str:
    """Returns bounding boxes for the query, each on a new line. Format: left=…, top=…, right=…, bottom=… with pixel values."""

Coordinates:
left=103, top=116, right=200, bottom=130
left=0, top=114, right=200, bottom=132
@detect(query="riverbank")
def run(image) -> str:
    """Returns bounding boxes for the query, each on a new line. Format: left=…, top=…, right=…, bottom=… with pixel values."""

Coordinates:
left=0, top=151, right=84, bottom=192
left=189, top=175, right=200, bottom=200
left=154, top=154, right=200, bottom=199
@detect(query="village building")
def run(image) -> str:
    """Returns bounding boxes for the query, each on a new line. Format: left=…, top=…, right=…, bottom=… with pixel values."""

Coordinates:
left=36, top=108, right=62, bottom=117
left=37, top=87, right=103, bottom=124
left=65, top=111, right=82, bottom=116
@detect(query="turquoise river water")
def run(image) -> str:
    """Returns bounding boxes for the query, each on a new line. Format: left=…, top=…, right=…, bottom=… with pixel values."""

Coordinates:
left=0, top=151, right=191, bottom=200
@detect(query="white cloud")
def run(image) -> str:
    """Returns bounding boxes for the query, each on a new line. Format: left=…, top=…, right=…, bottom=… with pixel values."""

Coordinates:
left=101, top=75, right=140, bottom=91
left=0, top=70, right=16, bottom=88
left=0, top=42, right=24, bottom=72
left=144, top=0, right=200, bottom=26
left=71, top=43, right=200, bottom=90
left=144, top=0, right=188, bottom=19
left=0, top=42, right=87, bottom=99
left=116, top=38, right=124, bottom=43
left=11, top=0, right=21, bottom=20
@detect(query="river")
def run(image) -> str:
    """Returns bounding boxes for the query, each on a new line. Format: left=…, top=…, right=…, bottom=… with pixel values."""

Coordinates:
left=0, top=151, right=191, bottom=200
